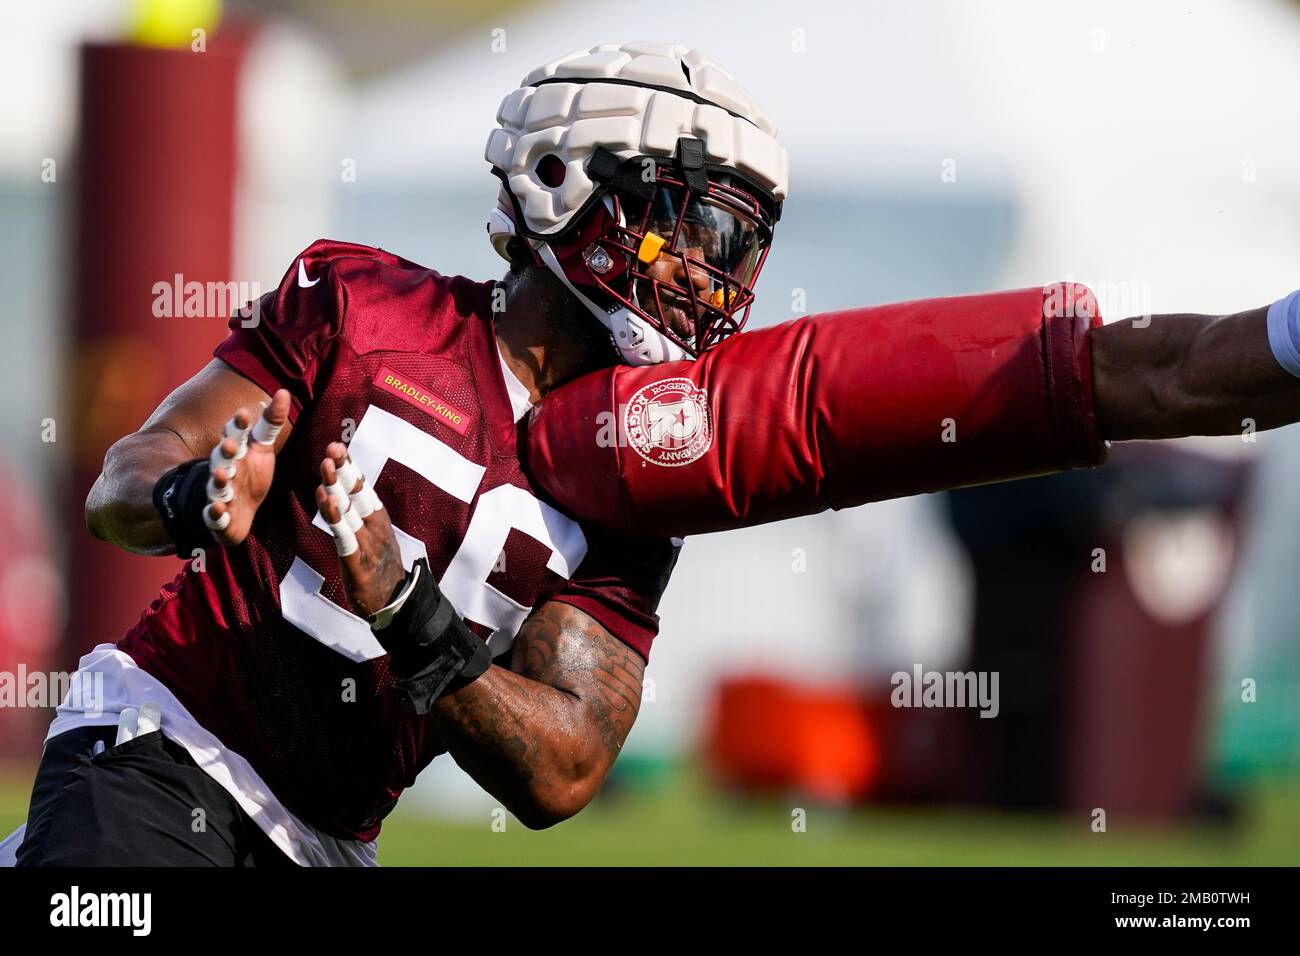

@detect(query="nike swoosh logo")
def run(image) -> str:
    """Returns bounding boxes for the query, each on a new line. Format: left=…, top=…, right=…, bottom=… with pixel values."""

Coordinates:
left=298, top=259, right=320, bottom=288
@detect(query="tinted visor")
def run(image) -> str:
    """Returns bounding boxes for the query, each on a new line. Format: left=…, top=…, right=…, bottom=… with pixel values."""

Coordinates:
left=643, top=187, right=766, bottom=292
left=577, top=161, right=777, bottom=356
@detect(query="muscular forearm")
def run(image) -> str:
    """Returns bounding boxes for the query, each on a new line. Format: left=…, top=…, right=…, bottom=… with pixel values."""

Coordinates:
left=86, top=428, right=199, bottom=555
left=1093, top=306, right=1300, bottom=440
left=420, top=602, right=643, bottom=830
left=429, top=666, right=613, bottom=829
left=84, top=360, right=283, bottom=556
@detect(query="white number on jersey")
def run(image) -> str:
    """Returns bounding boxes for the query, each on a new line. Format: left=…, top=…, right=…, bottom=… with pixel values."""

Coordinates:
left=280, top=405, right=587, bottom=662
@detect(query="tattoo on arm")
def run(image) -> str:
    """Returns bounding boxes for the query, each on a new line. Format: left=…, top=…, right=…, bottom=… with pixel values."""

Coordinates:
left=511, top=601, right=645, bottom=756
left=427, top=601, right=645, bottom=822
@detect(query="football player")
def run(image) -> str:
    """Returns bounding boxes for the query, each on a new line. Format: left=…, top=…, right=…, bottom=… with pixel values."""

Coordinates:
left=10, top=42, right=785, bottom=866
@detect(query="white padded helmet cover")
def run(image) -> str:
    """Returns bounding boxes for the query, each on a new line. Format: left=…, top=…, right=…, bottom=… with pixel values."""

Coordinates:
left=485, top=41, right=788, bottom=257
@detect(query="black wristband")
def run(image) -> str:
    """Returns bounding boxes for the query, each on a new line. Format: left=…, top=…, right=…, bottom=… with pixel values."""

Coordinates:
left=371, top=558, right=493, bottom=714
left=152, top=458, right=214, bottom=558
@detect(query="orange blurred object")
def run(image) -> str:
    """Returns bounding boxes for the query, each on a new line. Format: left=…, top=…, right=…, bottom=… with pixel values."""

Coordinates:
left=704, top=675, right=880, bottom=804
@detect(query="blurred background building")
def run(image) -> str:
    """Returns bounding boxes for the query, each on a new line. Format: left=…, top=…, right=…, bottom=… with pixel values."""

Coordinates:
left=0, top=0, right=1297, bottom=862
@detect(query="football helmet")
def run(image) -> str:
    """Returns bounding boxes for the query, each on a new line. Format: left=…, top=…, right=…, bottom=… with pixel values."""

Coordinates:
left=485, top=41, right=789, bottom=365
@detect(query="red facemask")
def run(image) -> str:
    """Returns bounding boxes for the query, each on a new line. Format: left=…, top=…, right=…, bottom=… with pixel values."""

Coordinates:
left=533, top=157, right=778, bottom=358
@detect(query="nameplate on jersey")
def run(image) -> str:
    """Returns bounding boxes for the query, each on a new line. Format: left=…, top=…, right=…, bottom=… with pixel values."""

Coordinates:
left=374, top=366, right=470, bottom=436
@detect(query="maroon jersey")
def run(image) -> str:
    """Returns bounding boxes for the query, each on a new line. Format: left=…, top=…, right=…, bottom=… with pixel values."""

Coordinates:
left=118, top=240, right=677, bottom=841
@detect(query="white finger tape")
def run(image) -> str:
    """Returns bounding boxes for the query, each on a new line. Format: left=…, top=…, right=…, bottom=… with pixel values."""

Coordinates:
left=351, top=485, right=383, bottom=517
left=209, top=444, right=238, bottom=479
left=324, top=478, right=351, bottom=512
left=330, top=518, right=358, bottom=556
left=344, top=504, right=364, bottom=532
left=336, top=460, right=361, bottom=494
left=203, top=504, right=229, bottom=532
left=206, top=475, right=234, bottom=503
left=252, top=414, right=284, bottom=446
left=223, top=417, right=251, bottom=460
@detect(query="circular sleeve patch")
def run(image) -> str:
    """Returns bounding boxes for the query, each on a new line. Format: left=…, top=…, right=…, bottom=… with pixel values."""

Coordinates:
left=623, top=378, right=713, bottom=467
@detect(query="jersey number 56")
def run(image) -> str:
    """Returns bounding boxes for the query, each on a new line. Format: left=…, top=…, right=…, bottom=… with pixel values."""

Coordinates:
left=280, top=405, right=587, bottom=663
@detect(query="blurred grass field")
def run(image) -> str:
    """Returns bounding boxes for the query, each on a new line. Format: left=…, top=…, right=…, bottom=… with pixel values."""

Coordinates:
left=6, top=761, right=1295, bottom=865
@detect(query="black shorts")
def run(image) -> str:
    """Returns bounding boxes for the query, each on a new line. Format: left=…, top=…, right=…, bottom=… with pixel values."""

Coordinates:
left=15, top=725, right=296, bottom=867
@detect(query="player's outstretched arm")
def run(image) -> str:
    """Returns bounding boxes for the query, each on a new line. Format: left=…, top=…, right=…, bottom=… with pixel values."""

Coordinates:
left=85, top=358, right=292, bottom=556
left=316, top=445, right=641, bottom=829
left=1092, top=299, right=1300, bottom=440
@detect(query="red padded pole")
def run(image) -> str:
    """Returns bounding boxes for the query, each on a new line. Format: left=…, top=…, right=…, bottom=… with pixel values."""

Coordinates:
left=63, top=37, right=247, bottom=667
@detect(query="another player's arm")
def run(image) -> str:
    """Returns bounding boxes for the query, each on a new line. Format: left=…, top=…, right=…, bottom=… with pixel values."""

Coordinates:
left=85, top=358, right=292, bottom=555
left=1092, top=304, right=1300, bottom=440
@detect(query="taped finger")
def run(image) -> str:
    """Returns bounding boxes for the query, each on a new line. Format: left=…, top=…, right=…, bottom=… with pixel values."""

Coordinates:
left=223, top=415, right=251, bottom=461
left=329, top=516, right=358, bottom=556
left=351, top=482, right=383, bottom=517
left=324, top=477, right=351, bottom=511
left=336, top=459, right=361, bottom=494
left=324, top=477, right=364, bottom=532
left=203, top=503, right=230, bottom=533
left=210, top=440, right=239, bottom=480
left=206, top=473, right=234, bottom=503
left=252, top=402, right=284, bottom=446
left=338, top=459, right=383, bottom=517
left=344, top=503, right=363, bottom=531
